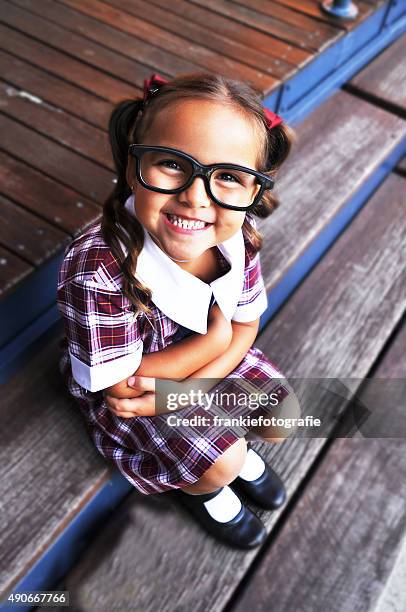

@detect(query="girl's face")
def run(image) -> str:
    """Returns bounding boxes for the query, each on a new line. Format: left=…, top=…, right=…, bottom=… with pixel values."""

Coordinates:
left=127, top=99, right=260, bottom=265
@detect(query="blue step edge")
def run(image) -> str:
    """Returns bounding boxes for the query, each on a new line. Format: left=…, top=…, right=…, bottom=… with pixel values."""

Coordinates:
left=0, top=471, right=133, bottom=612
left=2, top=136, right=405, bottom=612
left=275, top=12, right=406, bottom=126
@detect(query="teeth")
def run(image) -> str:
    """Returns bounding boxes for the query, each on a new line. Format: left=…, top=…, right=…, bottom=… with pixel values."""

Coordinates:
left=167, top=214, right=207, bottom=230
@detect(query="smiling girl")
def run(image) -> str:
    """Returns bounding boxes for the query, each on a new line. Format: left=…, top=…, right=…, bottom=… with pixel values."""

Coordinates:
left=57, top=73, right=298, bottom=549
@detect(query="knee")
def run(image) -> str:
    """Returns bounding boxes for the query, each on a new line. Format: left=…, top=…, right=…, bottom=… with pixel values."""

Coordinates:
left=195, top=437, right=248, bottom=490
left=258, top=391, right=302, bottom=443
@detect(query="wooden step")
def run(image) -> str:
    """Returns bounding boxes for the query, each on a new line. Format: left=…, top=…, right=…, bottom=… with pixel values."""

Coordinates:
left=231, top=320, right=406, bottom=612
left=19, top=170, right=405, bottom=610
left=344, top=32, right=406, bottom=117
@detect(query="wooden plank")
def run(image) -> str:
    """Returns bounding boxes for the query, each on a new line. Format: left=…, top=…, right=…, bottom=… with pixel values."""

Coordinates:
left=0, top=113, right=114, bottom=203
left=147, top=0, right=338, bottom=63
left=106, top=0, right=295, bottom=79
left=256, top=90, right=405, bottom=303
left=346, top=33, right=406, bottom=117
left=257, top=173, right=406, bottom=378
left=45, top=175, right=405, bottom=610
left=370, top=318, right=406, bottom=378
left=232, top=321, right=406, bottom=612
left=188, top=0, right=340, bottom=54
left=227, top=0, right=342, bottom=38
left=107, top=0, right=315, bottom=67
left=250, top=0, right=375, bottom=31
left=0, top=81, right=113, bottom=170
left=59, top=0, right=280, bottom=94
left=0, top=334, right=110, bottom=595
left=0, top=194, right=69, bottom=266
left=11, top=0, right=203, bottom=77
left=0, top=22, right=139, bottom=103
left=233, top=436, right=406, bottom=612
left=0, top=152, right=101, bottom=235
left=0, top=0, right=168, bottom=91
left=0, top=244, right=33, bottom=296
left=0, top=49, right=112, bottom=129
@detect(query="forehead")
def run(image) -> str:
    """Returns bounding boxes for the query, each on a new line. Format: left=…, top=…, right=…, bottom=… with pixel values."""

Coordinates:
left=141, top=99, right=261, bottom=168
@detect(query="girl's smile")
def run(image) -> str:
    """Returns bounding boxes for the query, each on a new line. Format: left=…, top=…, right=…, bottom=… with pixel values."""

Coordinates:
left=163, top=212, right=213, bottom=233
left=127, top=99, right=260, bottom=270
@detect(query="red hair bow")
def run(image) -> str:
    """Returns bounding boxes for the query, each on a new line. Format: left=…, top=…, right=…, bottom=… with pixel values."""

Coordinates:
left=143, top=73, right=168, bottom=103
left=263, top=107, right=283, bottom=130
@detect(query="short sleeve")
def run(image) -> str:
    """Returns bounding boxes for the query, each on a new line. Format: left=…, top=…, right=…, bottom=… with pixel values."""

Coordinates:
left=232, top=249, right=268, bottom=322
left=57, top=279, right=143, bottom=392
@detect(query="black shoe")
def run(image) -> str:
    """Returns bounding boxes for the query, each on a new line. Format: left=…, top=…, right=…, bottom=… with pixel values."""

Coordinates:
left=172, top=486, right=266, bottom=549
left=230, top=444, right=287, bottom=511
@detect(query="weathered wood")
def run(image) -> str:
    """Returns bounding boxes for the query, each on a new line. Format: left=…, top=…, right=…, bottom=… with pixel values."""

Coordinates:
left=59, top=0, right=280, bottom=93
left=230, top=0, right=341, bottom=38
left=0, top=152, right=101, bottom=235
left=345, top=32, right=406, bottom=117
left=45, top=173, right=405, bottom=611
left=105, top=0, right=295, bottom=78
left=0, top=81, right=113, bottom=170
left=12, top=0, right=203, bottom=76
left=0, top=22, right=140, bottom=102
left=233, top=437, right=406, bottom=612
left=232, top=320, right=406, bottom=612
left=0, top=114, right=114, bottom=203
left=0, top=49, right=112, bottom=129
left=257, top=90, right=405, bottom=307
left=189, top=0, right=321, bottom=63
left=255, top=0, right=374, bottom=31
left=1, top=1, right=166, bottom=91
left=0, top=244, right=33, bottom=296
left=257, top=173, right=406, bottom=378
left=148, top=0, right=337, bottom=64
left=108, top=0, right=315, bottom=68
left=0, top=334, right=111, bottom=595
left=0, top=194, right=69, bottom=266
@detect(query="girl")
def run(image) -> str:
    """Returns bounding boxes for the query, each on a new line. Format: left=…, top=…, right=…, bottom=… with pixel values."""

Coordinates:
left=57, top=72, right=298, bottom=550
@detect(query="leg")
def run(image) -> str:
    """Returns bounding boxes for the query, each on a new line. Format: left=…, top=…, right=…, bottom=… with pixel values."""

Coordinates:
left=253, top=391, right=302, bottom=443
left=181, top=437, right=247, bottom=494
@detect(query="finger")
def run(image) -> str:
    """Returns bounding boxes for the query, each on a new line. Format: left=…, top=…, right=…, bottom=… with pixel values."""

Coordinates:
left=133, top=392, right=155, bottom=416
left=127, top=375, right=156, bottom=392
left=105, top=394, right=156, bottom=416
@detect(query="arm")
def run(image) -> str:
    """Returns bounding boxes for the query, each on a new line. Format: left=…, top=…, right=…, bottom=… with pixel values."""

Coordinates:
left=186, top=318, right=259, bottom=380
left=103, top=319, right=259, bottom=417
left=104, top=304, right=232, bottom=398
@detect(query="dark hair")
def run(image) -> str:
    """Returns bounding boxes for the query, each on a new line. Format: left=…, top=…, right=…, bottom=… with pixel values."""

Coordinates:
left=101, top=72, right=296, bottom=316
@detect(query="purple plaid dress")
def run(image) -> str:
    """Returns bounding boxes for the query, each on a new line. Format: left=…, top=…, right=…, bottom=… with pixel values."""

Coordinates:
left=56, top=196, right=292, bottom=495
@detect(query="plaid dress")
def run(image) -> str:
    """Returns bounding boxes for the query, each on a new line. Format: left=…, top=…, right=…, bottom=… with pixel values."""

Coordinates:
left=57, top=198, right=292, bottom=495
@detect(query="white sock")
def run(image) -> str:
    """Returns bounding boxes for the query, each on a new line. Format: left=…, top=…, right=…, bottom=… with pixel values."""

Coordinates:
left=238, top=448, right=266, bottom=482
left=202, top=486, right=242, bottom=522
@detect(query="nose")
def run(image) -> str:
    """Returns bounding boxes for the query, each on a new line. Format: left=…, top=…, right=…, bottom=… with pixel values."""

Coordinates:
left=177, top=175, right=212, bottom=209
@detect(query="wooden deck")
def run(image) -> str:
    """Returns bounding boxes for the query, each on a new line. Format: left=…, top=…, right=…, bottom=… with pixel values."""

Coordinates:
left=0, top=3, right=405, bottom=611
left=0, top=0, right=393, bottom=300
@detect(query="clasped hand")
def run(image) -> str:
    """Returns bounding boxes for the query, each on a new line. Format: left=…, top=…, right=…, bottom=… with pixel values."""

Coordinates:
left=103, top=375, right=156, bottom=418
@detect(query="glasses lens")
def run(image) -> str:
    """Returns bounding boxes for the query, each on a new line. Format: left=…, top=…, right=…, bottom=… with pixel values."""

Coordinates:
left=210, top=169, right=261, bottom=209
left=140, top=150, right=193, bottom=190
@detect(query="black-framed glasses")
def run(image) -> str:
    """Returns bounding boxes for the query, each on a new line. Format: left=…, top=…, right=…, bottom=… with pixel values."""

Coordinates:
left=128, top=144, right=274, bottom=211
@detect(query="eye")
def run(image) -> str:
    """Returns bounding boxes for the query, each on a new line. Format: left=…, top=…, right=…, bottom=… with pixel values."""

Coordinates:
left=217, top=172, right=241, bottom=184
left=157, top=158, right=184, bottom=171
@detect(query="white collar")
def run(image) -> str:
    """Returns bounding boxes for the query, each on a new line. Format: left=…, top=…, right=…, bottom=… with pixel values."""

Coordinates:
left=121, top=194, right=245, bottom=334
